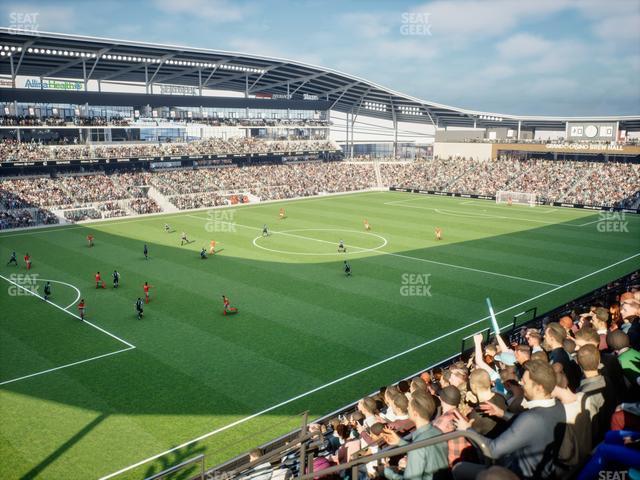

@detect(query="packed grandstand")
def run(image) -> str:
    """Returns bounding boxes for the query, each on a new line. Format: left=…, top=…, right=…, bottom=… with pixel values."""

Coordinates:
left=0, top=25, right=639, bottom=480
left=1, top=154, right=639, bottom=230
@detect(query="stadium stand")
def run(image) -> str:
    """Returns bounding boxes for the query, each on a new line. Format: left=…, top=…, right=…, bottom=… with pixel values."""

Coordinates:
left=1, top=155, right=638, bottom=228
left=205, top=270, right=640, bottom=480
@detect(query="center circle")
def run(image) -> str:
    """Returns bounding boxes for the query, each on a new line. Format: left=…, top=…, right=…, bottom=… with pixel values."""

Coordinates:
left=252, top=228, right=388, bottom=256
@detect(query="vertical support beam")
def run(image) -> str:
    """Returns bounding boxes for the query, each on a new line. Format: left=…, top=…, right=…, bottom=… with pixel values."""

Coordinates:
left=517, top=120, right=521, bottom=141
left=82, top=60, right=88, bottom=92
left=245, top=73, right=248, bottom=98
left=9, top=55, right=15, bottom=88
left=198, top=69, right=202, bottom=96
left=345, top=111, right=349, bottom=157
left=350, top=107, right=355, bottom=158
left=145, top=64, right=149, bottom=95
left=389, top=98, right=398, bottom=159
left=97, top=79, right=101, bottom=93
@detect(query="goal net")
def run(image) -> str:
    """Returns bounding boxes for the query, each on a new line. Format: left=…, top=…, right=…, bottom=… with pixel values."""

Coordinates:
left=496, top=191, right=537, bottom=206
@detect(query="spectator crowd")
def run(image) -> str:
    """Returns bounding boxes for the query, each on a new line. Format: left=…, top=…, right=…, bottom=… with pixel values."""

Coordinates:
left=235, top=280, right=640, bottom=480
left=0, top=138, right=338, bottom=163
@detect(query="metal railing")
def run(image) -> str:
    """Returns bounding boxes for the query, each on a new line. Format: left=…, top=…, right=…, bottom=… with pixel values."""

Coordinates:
left=233, top=430, right=492, bottom=480
left=205, top=269, right=639, bottom=479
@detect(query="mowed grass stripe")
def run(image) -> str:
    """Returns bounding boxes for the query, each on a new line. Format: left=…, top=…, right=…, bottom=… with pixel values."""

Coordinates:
left=1, top=191, right=638, bottom=480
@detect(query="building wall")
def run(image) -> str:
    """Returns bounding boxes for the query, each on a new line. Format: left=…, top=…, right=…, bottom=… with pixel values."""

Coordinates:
left=433, top=142, right=493, bottom=161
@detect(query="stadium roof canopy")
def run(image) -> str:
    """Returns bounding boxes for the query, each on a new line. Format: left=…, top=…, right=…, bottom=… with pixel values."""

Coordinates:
left=1, top=29, right=639, bottom=130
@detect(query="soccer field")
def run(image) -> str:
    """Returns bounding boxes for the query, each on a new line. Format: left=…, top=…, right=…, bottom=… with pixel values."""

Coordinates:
left=1, top=191, right=638, bottom=480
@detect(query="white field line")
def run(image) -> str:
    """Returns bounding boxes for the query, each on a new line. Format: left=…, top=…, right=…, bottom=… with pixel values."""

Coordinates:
left=459, top=200, right=559, bottom=214
left=0, top=274, right=135, bottom=349
left=576, top=219, right=602, bottom=227
left=33, top=278, right=82, bottom=310
left=384, top=198, right=602, bottom=226
left=188, top=215, right=560, bottom=287
left=0, top=346, right=135, bottom=386
left=100, top=251, right=640, bottom=480
left=389, top=202, right=564, bottom=225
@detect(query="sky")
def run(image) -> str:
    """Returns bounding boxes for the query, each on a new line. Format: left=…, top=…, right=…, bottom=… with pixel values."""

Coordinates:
left=2, top=0, right=639, bottom=116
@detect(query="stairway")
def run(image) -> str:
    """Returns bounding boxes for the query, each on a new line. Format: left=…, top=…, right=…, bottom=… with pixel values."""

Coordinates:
left=373, top=161, right=383, bottom=188
left=147, top=186, right=178, bottom=213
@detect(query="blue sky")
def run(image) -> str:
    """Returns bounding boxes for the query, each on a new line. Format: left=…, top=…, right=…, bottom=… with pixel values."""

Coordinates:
left=2, top=0, right=639, bottom=116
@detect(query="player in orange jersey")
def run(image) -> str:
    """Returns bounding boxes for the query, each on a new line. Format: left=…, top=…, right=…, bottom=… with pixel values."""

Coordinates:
left=23, top=253, right=32, bottom=270
left=87, top=234, right=94, bottom=247
left=209, top=240, right=216, bottom=255
left=143, top=281, right=152, bottom=303
left=279, top=207, right=286, bottom=220
left=222, top=295, right=238, bottom=315
left=364, top=219, right=371, bottom=231
left=435, top=227, right=442, bottom=241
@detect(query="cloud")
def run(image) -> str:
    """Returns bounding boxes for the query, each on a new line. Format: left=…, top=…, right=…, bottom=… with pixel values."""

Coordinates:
left=153, top=0, right=251, bottom=23
left=412, top=0, right=573, bottom=40
left=496, top=33, right=551, bottom=58
left=2, top=3, right=77, bottom=32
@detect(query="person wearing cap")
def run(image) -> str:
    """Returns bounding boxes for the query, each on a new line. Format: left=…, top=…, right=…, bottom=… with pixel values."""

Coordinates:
left=432, top=385, right=472, bottom=467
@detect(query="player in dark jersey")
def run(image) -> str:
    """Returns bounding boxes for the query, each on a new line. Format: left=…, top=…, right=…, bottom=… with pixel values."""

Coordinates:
left=43, top=281, right=51, bottom=301
left=338, top=240, right=346, bottom=253
left=262, top=224, right=269, bottom=237
left=181, top=232, right=189, bottom=245
left=113, top=270, right=120, bottom=288
left=135, top=297, right=144, bottom=320
left=344, top=260, right=352, bottom=277
left=200, top=248, right=208, bottom=259
left=7, top=251, right=17, bottom=266
left=78, top=299, right=86, bottom=321
left=143, top=244, right=149, bottom=260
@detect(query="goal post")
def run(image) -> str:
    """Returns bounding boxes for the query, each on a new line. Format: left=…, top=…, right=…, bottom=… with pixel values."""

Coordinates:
left=496, top=191, right=537, bottom=207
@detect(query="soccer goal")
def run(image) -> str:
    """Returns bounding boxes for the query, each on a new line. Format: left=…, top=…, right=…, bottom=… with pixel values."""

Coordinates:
left=496, top=191, right=537, bottom=206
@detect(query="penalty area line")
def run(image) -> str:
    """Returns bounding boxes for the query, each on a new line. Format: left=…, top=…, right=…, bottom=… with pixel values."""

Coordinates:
left=0, top=346, right=135, bottom=386
left=0, top=274, right=135, bottom=349
left=99, top=251, right=640, bottom=480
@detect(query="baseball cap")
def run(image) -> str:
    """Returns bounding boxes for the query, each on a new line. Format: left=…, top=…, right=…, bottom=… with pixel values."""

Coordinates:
left=439, top=385, right=461, bottom=407
left=495, top=350, right=516, bottom=366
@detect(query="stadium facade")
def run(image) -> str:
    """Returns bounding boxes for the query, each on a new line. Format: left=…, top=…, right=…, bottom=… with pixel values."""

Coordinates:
left=1, top=29, right=639, bottom=168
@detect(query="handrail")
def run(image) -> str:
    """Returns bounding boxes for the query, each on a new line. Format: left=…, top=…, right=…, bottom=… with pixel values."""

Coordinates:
left=206, top=269, right=639, bottom=479
left=293, top=430, right=492, bottom=480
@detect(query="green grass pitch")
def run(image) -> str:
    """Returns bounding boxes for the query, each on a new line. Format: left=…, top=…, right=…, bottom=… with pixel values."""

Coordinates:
left=0, top=191, right=638, bottom=480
